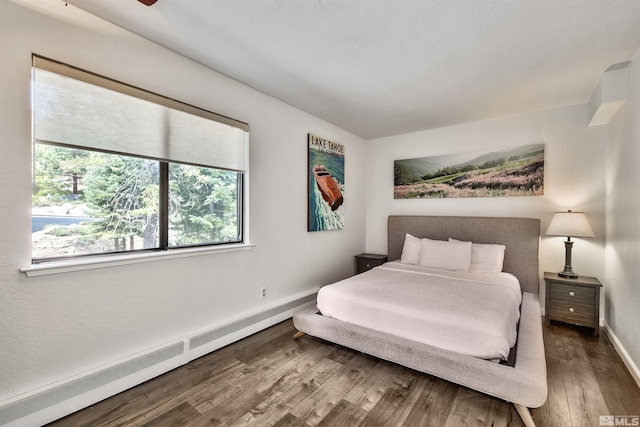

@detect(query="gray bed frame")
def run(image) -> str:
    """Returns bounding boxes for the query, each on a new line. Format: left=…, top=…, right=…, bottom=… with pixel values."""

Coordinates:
left=293, top=216, right=548, bottom=427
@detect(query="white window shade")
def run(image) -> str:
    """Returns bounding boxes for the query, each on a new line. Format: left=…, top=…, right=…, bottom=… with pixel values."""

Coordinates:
left=168, top=109, right=245, bottom=172
left=33, top=56, right=247, bottom=172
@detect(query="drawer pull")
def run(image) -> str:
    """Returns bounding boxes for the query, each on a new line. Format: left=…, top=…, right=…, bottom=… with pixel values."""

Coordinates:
left=568, top=307, right=575, bottom=313
left=568, top=291, right=575, bottom=297
left=366, top=263, right=371, bottom=268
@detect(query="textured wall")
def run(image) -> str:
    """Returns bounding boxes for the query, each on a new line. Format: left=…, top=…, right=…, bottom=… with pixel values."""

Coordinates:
left=605, top=47, right=640, bottom=375
left=0, top=1, right=367, bottom=402
left=366, top=104, right=607, bottom=311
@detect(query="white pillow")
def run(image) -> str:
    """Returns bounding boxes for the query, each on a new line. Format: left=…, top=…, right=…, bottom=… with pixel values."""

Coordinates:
left=449, top=238, right=506, bottom=274
left=400, top=233, right=422, bottom=264
left=418, top=238, right=472, bottom=271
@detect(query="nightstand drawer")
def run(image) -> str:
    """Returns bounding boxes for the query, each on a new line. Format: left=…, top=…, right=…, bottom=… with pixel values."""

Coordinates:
left=548, top=300, right=595, bottom=325
left=549, top=283, right=595, bottom=305
left=355, top=254, right=387, bottom=274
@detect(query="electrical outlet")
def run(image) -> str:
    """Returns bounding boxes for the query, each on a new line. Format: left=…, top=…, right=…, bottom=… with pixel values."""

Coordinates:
left=260, top=287, right=267, bottom=299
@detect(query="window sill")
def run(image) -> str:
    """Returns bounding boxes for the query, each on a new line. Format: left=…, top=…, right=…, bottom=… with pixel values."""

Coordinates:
left=21, top=243, right=255, bottom=277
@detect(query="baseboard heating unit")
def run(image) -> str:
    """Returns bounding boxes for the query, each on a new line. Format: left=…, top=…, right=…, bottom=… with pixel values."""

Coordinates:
left=0, top=290, right=317, bottom=427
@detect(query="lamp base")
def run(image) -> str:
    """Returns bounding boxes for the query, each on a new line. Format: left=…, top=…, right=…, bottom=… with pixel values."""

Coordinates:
left=558, top=240, right=579, bottom=279
left=558, top=268, right=578, bottom=279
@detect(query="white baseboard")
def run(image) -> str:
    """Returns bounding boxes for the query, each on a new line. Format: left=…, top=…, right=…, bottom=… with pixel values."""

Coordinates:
left=0, top=289, right=318, bottom=427
left=603, top=321, right=640, bottom=389
left=0, top=341, right=188, bottom=427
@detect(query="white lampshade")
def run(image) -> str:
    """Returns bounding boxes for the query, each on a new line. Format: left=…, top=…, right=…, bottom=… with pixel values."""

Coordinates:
left=545, top=211, right=595, bottom=238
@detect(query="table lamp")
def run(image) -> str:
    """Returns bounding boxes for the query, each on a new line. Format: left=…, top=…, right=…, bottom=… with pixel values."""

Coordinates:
left=545, top=210, right=594, bottom=278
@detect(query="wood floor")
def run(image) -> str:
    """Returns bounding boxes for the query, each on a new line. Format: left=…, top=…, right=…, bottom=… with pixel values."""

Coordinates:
left=47, top=319, right=640, bottom=427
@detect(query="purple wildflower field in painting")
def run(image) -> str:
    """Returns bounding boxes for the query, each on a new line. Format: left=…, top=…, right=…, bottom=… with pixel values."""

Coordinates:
left=394, top=144, right=544, bottom=199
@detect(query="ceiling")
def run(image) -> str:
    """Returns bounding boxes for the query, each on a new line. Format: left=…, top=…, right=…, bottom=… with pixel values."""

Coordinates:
left=59, top=1, right=640, bottom=139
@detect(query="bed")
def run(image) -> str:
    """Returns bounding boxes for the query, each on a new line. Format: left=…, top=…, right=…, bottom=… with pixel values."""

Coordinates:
left=292, top=216, right=547, bottom=427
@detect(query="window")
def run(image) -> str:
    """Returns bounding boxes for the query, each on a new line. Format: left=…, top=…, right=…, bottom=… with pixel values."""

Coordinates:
left=31, top=56, right=248, bottom=262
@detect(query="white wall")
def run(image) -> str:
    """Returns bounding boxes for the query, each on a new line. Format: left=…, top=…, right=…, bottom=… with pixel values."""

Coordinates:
left=605, top=47, right=640, bottom=376
left=366, top=104, right=607, bottom=310
left=0, top=0, right=366, bottom=403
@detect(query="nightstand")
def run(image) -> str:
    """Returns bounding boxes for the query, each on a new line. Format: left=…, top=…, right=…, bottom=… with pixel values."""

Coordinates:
left=355, top=253, right=387, bottom=274
left=544, top=272, right=602, bottom=336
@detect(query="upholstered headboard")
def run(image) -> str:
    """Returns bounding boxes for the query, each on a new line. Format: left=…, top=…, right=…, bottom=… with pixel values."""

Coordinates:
left=388, top=216, right=540, bottom=294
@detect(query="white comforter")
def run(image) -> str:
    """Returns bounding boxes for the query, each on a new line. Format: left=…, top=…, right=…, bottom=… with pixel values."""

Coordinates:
left=316, top=261, right=522, bottom=360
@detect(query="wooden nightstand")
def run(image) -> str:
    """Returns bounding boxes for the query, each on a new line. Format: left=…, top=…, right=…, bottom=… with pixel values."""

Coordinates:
left=544, top=272, right=602, bottom=336
left=355, top=253, right=387, bottom=274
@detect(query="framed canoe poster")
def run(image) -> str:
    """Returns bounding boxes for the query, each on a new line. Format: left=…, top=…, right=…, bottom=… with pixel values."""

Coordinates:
left=308, top=133, right=345, bottom=231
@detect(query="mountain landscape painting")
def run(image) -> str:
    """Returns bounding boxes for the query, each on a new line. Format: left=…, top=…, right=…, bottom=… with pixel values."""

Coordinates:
left=394, top=143, right=544, bottom=199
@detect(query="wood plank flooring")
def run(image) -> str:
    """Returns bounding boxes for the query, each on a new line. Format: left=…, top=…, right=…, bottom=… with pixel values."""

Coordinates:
left=47, top=319, right=640, bottom=427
